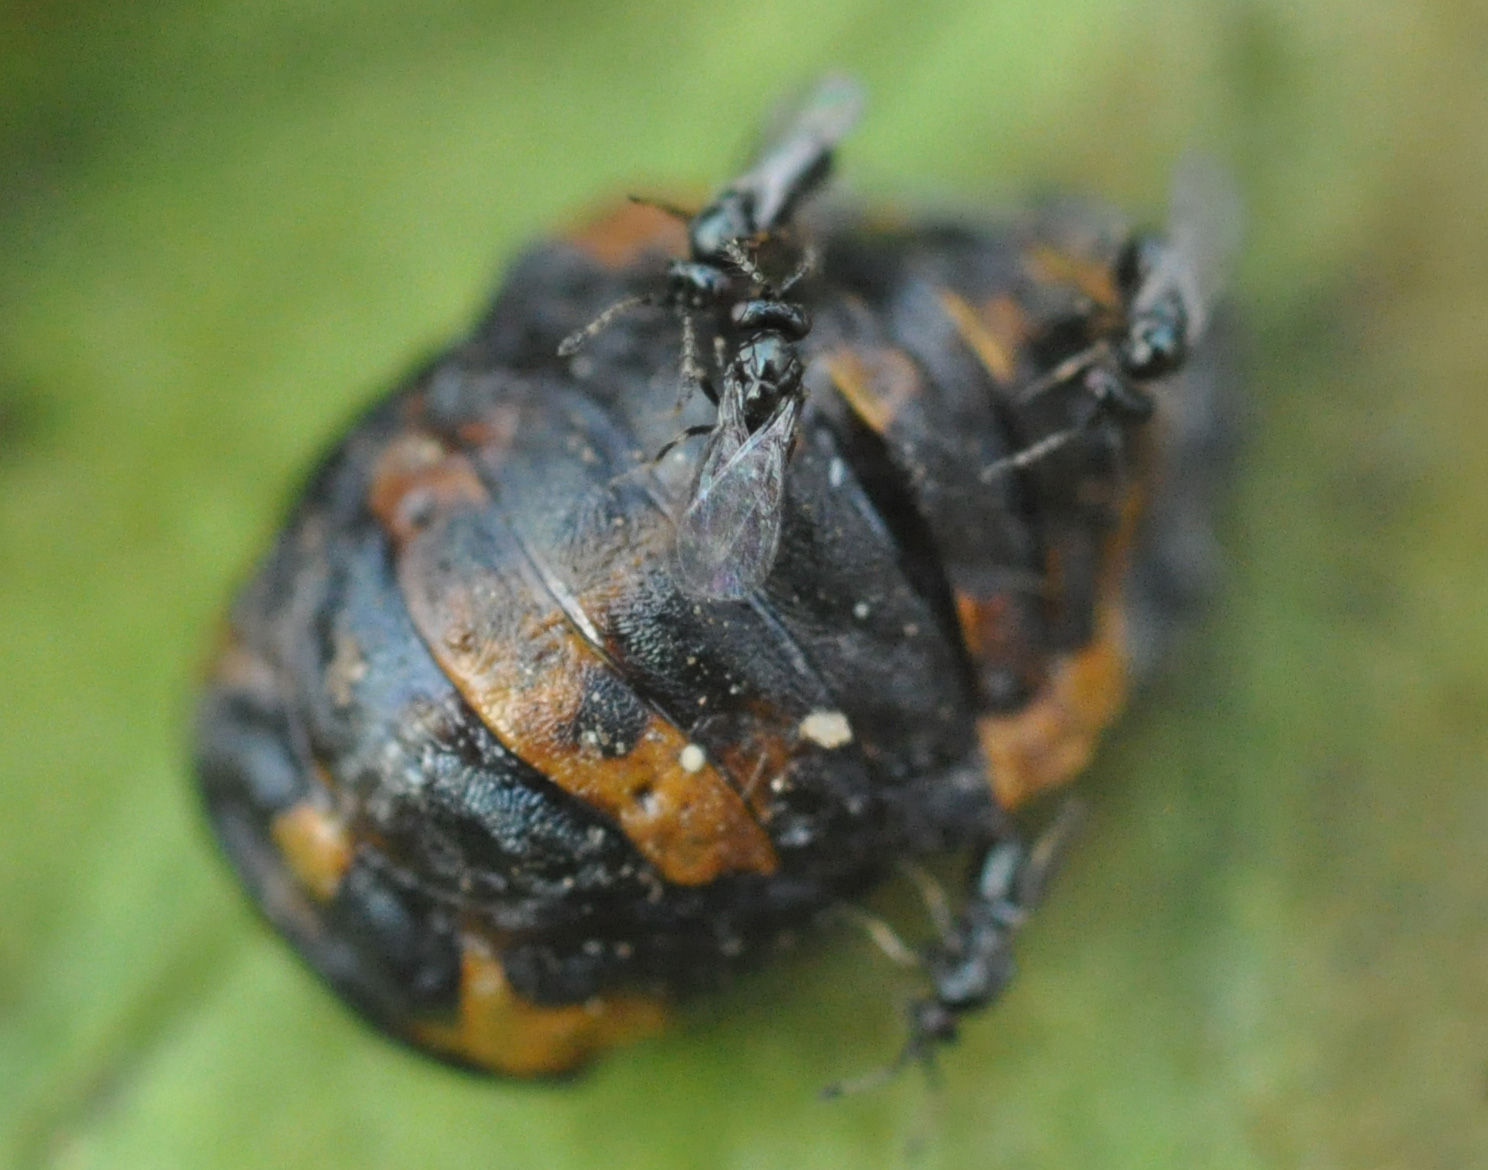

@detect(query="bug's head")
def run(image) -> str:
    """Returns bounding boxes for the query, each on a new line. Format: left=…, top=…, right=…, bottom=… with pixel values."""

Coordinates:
left=1114, top=232, right=1190, bottom=382
left=666, top=260, right=732, bottom=310
left=1119, top=306, right=1187, bottom=381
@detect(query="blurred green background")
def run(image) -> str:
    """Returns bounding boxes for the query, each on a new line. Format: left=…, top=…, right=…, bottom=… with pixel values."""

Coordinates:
left=2, top=1, right=1486, bottom=1167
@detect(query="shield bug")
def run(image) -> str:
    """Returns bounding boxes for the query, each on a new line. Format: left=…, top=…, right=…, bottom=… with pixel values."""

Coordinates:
left=195, top=80, right=1238, bottom=1082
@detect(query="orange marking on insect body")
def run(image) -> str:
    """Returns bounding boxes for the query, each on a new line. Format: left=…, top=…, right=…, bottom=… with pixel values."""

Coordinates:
left=385, top=468, right=778, bottom=886
left=822, top=345, right=923, bottom=436
left=977, top=601, right=1128, bottom=811
left=979, top=293, right=1031, bottom=359
left=368, top=433, right=488, bottom=544
left=570, top=565, right=804, bottom=824
left=564, top=200, right=690, bottom=268
left=270, top=801, right=354, bottom=901
left=978, top=465, right=1148, bottom=809
left=423, top=596, right=777, bottom=884
left=415, top=938, right=667, bottom=1076
left=938, top=289, right=1016, bottom=385
left=954, top=589, right=1048, bottom=700
left=1024, top=244, right=1120, bottom=311
left=453, top=401, right=522, bottom=455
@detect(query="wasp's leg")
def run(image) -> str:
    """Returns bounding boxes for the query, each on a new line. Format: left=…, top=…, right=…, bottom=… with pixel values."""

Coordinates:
left=676, top=311, right=710, bottom=409
left=557, top=294, right=655, bottom=358
left=895, top=858, right=956, bottom=941
left=653, top=424, right=715, bottom=463
left=777, top=243, right=818, bottom=295
left=721, top=237, right=777, bottom=294
left=832, top=903, right=924, bottom=970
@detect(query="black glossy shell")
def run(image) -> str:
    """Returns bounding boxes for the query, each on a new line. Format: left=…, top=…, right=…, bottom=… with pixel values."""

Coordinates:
left=195, top=197, right=1235, bottom=1076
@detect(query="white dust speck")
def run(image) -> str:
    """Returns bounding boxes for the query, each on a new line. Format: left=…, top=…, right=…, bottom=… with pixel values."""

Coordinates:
left=798, top=710, right=853, bottom=749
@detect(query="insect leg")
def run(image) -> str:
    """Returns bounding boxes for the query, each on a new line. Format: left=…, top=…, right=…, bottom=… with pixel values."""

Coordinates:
left=819, top=1027, right=934, bottom=1099
left=981, top=363, right=1148, bottom=483
left=1016, top=341, right=1107, bottom=403
left=895, top=858, right=956, bottom=941
left=677, top=311, right=708, bottom=409
left=653, top=424, right=715, bottom=463
left=721, top=237, right=777, bottom=294
left=1010, top=799, right=1085, bottom=909
left=778, top=244, right=818, bottom=295
left=557, top=294, right=654, bottom=358
left=833, top=904, right=924, bottom=970
left=977, top=427, right=1084, bottom=482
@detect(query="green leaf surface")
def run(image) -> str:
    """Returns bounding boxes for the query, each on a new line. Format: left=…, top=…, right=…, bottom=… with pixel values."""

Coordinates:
left=2, top=2, right=1486, bottom=1167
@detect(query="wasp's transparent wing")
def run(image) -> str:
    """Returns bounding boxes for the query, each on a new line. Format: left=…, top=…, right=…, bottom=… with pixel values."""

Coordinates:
left=728, top=73, right=866, bottom=235
left=1134, top=153, right=1244, bottom=345
left=673, top=394, right=802, bottom=601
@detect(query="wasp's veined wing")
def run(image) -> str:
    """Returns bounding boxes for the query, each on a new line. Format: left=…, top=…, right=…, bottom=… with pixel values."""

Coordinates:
left=726, top=74, right=867, bottom=237
left=673, top=392, right=803, bottom=601
left=1134, top=153, right=1244, bottom=347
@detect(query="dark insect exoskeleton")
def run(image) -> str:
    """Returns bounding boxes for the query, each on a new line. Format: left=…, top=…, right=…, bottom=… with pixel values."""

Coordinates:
left=1011, top=154, right=1242, bottom=454
left=195, top=82, right=1238, bottom=1087
left=821, top=802, right=1083, bottom=1097
left=560, top=75, right=865, bottom=600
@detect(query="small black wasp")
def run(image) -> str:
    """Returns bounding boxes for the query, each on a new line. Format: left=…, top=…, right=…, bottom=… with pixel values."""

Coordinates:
left=559, top=74, right=865, bottom=600
left=990, top=153, right=1242, bottom=481
left=823, top=803, right=1084, bottom=1097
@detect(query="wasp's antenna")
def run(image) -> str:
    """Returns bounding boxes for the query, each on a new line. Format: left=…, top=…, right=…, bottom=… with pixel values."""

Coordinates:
left=627, top=193, right=696, bottom=223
